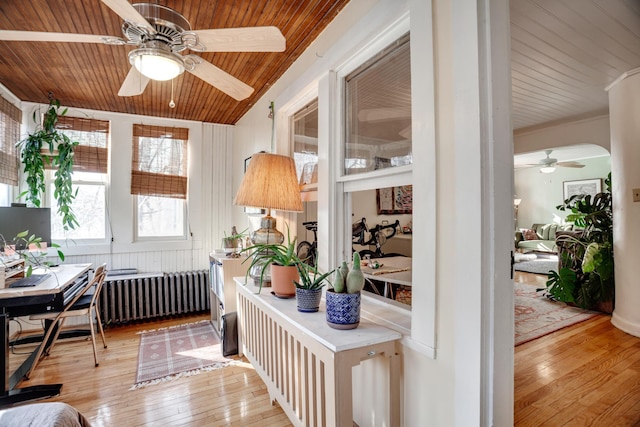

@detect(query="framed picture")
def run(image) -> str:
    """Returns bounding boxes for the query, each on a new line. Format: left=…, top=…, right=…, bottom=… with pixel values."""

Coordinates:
left=376, top=185, right=413, bottom=214
left=563, top=178, right=602, bottom=201
left=243, top=156, right=267, bottom=215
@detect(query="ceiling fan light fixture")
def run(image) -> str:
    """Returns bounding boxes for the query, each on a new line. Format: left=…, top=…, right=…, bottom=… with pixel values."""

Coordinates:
left=540, top=166, right=556, bottom=174
left=129, top=47, right=184, bottom=81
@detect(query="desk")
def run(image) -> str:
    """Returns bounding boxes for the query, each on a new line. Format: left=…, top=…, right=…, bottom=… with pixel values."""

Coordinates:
left=235, top=278, right=401, bottom=427
left=0, top=263, right=92, bottom=406
left=362, top=256, right=412, bottom=298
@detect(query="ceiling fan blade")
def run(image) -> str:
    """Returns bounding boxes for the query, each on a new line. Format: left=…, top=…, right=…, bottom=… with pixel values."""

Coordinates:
left=101, top=0, right=156, bottom=34
left=118, top=68, right=150, bottom=97
left=557, top=161, right=585, bottom=168
left=188, top=60, right=254, bottom=101
left=0, top=30, right=117, bottom=44
left=193, top=27, right=285, bottom=52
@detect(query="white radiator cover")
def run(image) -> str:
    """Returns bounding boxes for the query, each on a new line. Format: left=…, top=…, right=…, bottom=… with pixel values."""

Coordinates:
left=100, top=270, right=210, bottom=324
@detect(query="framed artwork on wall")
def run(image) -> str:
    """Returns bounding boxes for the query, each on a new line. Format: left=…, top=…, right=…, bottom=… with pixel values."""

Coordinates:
left=376, top=185, right=413, bottom=214
left=563, top=178, right=602, bottom=201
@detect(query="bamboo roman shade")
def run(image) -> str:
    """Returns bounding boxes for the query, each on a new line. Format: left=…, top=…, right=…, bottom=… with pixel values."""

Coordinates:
left=0, top=96, right=21, bottom=186
left=55, top=116, right=109, bottom=173
left=131, top=124, right=189, bottom=199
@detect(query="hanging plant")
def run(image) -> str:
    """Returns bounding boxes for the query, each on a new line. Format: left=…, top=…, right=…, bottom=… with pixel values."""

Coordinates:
left=17, top=94, right=79, bottom=230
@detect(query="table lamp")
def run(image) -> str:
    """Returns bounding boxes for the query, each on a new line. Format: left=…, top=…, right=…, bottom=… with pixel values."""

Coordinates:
left=234, top=152, right=303, bottom=283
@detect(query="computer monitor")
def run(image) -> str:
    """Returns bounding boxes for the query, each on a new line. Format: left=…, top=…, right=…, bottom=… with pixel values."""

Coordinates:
left=0, top=206, right=52, bottom=250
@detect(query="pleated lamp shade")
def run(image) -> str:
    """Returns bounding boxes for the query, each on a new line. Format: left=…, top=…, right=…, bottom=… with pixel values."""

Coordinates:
left=234, top=152, right=303, bottom=212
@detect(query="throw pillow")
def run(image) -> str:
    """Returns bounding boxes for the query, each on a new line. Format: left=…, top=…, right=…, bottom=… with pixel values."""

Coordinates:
left=522, top=228, right=538, bottom=240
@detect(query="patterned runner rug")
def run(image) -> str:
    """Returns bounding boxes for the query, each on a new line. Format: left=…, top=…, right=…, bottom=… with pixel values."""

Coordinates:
left=131, top=320, right=233, bottom=389
left=515, top=282, right=600, bottom=346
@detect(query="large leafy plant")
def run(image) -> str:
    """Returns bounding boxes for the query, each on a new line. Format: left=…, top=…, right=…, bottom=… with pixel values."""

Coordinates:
left=17, top=95, right=79, bottom=231
left=545, top=173, right=614, bottom=310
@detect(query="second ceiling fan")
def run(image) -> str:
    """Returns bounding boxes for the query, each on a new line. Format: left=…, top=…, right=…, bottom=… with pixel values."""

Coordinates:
left=530, top=149, right=585, bottom=173
left=0, top=0, right=286, bottom=101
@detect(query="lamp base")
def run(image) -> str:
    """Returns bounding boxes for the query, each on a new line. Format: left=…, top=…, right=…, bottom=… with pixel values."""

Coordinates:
left=250, top=215, right=284, bottom=245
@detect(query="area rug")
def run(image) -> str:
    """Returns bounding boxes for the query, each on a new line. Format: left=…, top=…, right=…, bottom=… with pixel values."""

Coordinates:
left=131, top=320, right=233, bottom=390
left=514, top=254, right=558, bottom=275
left=514, top=283, right=600, bottom=346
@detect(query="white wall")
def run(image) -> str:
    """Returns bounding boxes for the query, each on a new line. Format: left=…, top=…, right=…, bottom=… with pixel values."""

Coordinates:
left=231, top=0, right=507, bottom=425
left=515, top=155, right=611, bottom=228
left=514, top=115, right=611, bottom=154
left=9, top=99, right=234, bottom=274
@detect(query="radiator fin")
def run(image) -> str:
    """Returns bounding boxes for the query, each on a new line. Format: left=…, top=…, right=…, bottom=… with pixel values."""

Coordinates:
left=100, top=270, right=209, bottom=324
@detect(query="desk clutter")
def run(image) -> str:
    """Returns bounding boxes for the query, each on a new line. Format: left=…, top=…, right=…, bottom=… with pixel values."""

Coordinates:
left=362, top=265, right=410, bottom=275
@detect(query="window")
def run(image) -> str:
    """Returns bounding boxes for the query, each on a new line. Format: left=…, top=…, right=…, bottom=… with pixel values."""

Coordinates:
left=48, top=117, right=109, bottom=241
left=344, top=33, right=411, bottom=175
left=293, top=99, right=319, bottom=185
left=340, top=34, right=412, bottom=307
left=0, top=96, right=21, bottom=187
left=131, top=124, right=188, bottom=239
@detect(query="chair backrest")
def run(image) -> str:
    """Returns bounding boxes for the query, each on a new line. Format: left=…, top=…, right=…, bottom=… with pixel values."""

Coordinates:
left=88, top=263, right=108, bottom=308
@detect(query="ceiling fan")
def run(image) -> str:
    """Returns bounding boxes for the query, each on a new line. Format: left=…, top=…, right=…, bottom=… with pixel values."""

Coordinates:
left=0, top=0, right=286, bottom=101
left=526, top=149, right=585, bottom=173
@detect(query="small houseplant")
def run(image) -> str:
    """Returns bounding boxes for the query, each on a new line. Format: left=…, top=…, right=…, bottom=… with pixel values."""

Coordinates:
left=1, top=230, right=65, bottom=277
left=294, top=263, right=335, bottom=312
left=243, top=225, right=300, bottom=297
left=326, top=252, right=365, bottom=329
left=545, top=173, right=614, bottom=312
left=222, top=226, right=247, bottom=254
left=17, top=94, right=79, bottom=231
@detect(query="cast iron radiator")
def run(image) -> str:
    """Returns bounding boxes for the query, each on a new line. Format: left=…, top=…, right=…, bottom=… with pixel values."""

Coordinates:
left=99, top=270, right=210, bottom=325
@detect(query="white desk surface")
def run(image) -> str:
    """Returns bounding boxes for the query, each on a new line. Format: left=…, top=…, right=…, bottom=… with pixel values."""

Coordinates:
left=235, top=278, right=401, bottom=353
left=362, top=256, right=412, bottom=287
left=0, top=263, right=92, bottom=298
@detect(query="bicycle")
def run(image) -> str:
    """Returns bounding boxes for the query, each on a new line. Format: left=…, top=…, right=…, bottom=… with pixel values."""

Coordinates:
left=296, top=221, right=318, bottom=267
left=352, top=217, right=405, bottom=259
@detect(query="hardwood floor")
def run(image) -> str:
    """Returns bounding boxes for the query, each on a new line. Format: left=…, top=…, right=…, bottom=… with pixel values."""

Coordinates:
left=8, top=314, right=291, bottom=426
left=515, top=271, right=640, bottom=427
left=7, top=277, right=640, bottom=426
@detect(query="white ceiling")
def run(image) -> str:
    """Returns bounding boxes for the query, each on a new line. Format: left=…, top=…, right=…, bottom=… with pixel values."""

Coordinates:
left=510, top=0, right=640, bottom=131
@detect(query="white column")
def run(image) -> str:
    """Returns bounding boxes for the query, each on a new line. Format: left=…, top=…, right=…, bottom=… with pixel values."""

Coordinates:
left=607, top=68, right=640, bottom=336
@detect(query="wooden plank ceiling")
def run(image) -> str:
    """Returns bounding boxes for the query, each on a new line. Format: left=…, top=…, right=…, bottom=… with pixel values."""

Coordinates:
left=0, top=0, right=350, bottom=124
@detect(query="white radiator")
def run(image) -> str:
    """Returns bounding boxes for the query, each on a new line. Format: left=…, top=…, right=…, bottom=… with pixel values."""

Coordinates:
left=100, top=270, right=209, bottom=324
left=236, top=282, right=401, bottom=427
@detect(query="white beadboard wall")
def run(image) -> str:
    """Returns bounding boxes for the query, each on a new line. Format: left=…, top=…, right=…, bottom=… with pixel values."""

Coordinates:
left=16, top=101, right=234, bottom=274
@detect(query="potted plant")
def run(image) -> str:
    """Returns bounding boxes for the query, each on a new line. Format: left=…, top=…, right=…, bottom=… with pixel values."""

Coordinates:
left=294, top=263, right=335, bottom=312
left=326, top=252, right=365, bottom=329
left=545, top=173, right=614, bottom=312
left=243, top=225, right=300, bottom=297
left=1, top=230, right=65, bottom=277
left=222, top=226, right=247, bottom=254
left=17, top=94, right=79, bottom=231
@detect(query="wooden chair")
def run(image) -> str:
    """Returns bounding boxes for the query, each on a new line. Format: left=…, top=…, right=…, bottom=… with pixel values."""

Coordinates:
left=28, top=263, right=108, bottom=377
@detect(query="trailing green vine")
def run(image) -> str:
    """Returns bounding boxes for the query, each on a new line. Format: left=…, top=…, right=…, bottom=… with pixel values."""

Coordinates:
left=17, top=94, right=79, bottom=230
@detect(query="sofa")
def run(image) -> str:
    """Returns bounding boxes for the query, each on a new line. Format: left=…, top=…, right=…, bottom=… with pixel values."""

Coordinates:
left=515, top=223, right=576, bottom=253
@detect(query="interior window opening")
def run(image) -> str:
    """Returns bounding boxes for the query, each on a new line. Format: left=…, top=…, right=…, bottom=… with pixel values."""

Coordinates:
left=349, top=187, right=412, bottom=307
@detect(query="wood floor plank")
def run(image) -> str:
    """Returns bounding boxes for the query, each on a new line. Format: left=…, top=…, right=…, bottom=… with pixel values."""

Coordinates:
left=8, top=313, right=292, bottom=426
left=515, top=271, right=640, bottom=427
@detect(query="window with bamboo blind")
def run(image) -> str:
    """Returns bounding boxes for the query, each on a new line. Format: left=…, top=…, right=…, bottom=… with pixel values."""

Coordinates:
left=0, top=96, right=21, bottom=186
left=131, top=124, right=189, bottom=239
left=131, top=124, right=188, bottom=199
left=47, top=116, right=110, bottom=241
left=55, top=116, right=109, bottom=173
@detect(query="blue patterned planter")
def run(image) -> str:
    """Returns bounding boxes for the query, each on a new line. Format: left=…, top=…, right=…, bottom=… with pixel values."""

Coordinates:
left=326, top=290, right=361, bottom=329
left=296, top=288, right=323, bottom=312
